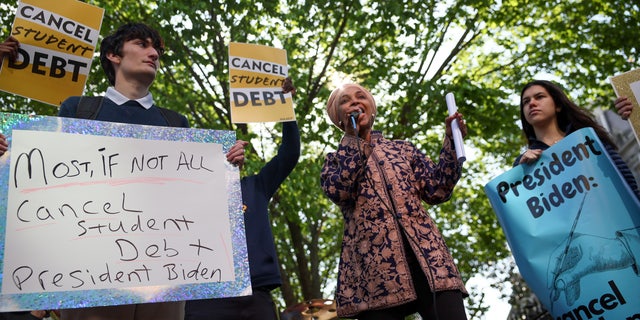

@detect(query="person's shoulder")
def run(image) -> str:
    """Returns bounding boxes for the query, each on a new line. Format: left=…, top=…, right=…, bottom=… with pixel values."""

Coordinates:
left=60, top=96, right=82, bottom=107
left=155, top=105, right=189, bottom=128
left=58, top=96, right=83, bottom=116
left=59, top=95, right=109, bottom=117
left=159, top=107, right=186, bottom=118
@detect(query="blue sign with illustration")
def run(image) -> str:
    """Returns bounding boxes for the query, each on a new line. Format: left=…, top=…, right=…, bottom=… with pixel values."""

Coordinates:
left=485, top=128, right=640, bottom=319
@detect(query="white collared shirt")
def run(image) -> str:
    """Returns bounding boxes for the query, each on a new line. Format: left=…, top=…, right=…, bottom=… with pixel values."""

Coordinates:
left=105, top=87, right=155, bottom=109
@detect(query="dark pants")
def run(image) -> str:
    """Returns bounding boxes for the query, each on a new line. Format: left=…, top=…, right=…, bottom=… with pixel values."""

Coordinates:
left=60, top=301, right=184, bottom=320
left=185, top=288, right=278, bottom=320
left=357, top=290, right=467, bottom=320
left=0, top=312, right=41, bottom=320
left=358, top=242, right=468, bottom=320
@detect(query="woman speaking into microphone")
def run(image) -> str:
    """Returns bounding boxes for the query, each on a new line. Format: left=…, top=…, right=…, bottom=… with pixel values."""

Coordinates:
left=320, top=83, right=469, bottom=320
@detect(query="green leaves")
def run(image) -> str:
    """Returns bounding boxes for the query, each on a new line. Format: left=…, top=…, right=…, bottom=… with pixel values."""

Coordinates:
left=1, top=0, right=637, bottom=315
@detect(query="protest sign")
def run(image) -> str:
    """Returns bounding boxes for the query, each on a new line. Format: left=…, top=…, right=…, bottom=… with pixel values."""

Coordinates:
left=229, top=42, right=295, bottom=123
left=0, top=0, right=104, bottom=106
left=611, top=67, right=640, bottom=146
left=0, top=112, right=250, bottom=311
left=485, top=128, right=640, bottom=319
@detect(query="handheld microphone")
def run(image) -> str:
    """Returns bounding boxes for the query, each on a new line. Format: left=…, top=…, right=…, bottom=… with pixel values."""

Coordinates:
left=349, top=111, right=361, bottom=130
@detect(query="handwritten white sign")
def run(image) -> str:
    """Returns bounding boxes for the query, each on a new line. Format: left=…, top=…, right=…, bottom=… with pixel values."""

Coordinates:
left=0, top=113, right=250, bottom=311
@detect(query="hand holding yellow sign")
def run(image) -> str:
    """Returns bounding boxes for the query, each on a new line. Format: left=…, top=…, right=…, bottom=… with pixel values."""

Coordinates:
left=229, top=42, right=295, bottom=123
left=0, top=0, right=104, bottom=106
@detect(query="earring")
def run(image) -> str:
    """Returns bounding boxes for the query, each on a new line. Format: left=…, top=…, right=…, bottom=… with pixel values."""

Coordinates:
left=338, top=120, right=343, bottom=126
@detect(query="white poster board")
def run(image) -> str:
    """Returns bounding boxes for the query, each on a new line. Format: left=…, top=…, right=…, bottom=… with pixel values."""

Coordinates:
left=0, top=112, right=250, bottom=311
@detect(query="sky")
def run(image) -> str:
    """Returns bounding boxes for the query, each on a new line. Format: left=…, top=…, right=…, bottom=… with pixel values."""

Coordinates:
left=467, top=275, right=512, bottom=319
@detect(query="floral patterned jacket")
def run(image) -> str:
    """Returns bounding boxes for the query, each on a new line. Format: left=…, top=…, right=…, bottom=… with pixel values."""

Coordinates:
left=320, top=131, right=467, bottom=317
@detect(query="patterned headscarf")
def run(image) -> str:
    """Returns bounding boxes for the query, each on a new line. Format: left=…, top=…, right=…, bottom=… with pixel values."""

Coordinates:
left=326, top=83, right=377, bottom=130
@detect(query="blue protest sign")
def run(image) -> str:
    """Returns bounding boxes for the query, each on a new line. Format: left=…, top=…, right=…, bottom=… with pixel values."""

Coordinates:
left=485, top=128, right=640, bottom=319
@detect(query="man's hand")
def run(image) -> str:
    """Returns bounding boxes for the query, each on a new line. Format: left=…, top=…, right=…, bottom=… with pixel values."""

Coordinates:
left=0, top=133, right=7, bottom=157
left=0, top=36, right=20, bottom=62
left=226, top=140, right=249, bottom=169
left=282, top=77, right=296, bottom=95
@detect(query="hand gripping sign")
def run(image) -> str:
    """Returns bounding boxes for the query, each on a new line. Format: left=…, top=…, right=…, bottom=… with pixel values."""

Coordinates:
left=0, top=0, right=104, bottom=106
left=228, top=42, right=295, bottom=123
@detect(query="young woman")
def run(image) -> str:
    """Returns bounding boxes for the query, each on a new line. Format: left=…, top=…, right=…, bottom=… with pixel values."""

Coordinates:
left=514, top=80, right=639, bottom=198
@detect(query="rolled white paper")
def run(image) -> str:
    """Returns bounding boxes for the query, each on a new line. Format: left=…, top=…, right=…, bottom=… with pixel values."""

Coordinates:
left=445, top=92, right=466, bottom=163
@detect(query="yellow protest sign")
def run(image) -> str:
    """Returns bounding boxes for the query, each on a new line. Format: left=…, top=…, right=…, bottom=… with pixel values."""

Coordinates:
left=611, top=68, right=640, bottom=146
left=229, top=42, right=295, bottom=123
left=0, top=0, right=104, bottom=106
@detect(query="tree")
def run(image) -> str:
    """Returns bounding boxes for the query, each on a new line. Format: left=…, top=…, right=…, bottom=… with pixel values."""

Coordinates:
left=506, top=262, right=552, bottom=320
left=1, top=0, right=637, bottom=317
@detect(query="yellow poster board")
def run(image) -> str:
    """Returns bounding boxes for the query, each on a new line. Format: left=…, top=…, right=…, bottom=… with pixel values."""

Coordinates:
left=611, top=68, right=640, bottom=146
left=229, top=42, right=295, bottom=123
left=0, top=0, right=104, bottom=106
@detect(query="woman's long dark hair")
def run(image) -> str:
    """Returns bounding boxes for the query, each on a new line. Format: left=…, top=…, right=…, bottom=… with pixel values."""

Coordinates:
left=519, top=80, right=617, bottom=148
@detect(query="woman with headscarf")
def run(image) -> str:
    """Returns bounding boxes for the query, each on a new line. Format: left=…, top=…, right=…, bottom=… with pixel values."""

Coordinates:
left=320, top=83, right=469, bottom=320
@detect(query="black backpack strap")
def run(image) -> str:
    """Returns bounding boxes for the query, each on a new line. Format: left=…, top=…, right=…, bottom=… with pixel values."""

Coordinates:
left=75, top=96, right=104, bottom=120
left=157, top=106, right=186, bottom=127
left=75, top=96, right=184, bottom=127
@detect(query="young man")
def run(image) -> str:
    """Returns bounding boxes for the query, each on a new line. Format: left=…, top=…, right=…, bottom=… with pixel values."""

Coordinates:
left=58, top=22, right=294, bottom=320
left=58, top=23, right=188, bottom=128
left=1, top=22, right=296, bottom=319
left=54, top=22, right=188, bottom=320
